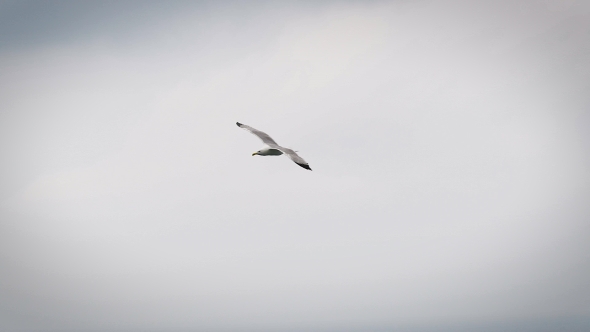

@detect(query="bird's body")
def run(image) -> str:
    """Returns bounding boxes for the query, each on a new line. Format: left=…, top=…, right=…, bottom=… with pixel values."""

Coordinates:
left=253, top=148, right=283, bottom=156
left=236, top=122, right=312, bottom=170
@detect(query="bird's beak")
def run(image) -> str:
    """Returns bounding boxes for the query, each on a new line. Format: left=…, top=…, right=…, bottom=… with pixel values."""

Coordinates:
left=252, top=152, right=257, bottom=156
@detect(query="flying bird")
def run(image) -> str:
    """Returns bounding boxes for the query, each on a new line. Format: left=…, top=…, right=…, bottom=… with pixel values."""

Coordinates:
left=236, top=122, right=312, bottom=170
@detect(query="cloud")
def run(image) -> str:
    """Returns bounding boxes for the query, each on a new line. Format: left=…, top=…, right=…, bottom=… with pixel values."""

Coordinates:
left=1, top=1, right=589, bottom=331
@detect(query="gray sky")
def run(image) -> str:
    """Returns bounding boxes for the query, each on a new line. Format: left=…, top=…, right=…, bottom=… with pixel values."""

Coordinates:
left=1, top=1, right=589, bottom=331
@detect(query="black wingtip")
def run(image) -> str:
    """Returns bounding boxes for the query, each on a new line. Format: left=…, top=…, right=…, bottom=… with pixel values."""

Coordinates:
left=297, top=163, right=312, bottom=171
left=236, top=122, right=243, bottom=127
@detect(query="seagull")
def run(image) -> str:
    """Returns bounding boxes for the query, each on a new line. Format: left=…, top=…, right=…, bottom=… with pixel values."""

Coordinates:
left=236, top=122, right=312, bottom=170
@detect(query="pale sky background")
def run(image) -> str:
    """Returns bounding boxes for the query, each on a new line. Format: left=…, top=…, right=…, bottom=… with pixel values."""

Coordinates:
left=1, top=1, right=589, bottom=331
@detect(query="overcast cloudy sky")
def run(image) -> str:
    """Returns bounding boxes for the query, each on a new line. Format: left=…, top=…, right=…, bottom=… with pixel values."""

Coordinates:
left=1, top=1, right=589, bottom=331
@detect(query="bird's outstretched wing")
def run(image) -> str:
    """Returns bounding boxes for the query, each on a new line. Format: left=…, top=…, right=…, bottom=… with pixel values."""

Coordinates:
left=236, top=122, right=279, bottom=146
left=279, top=147, right=312, bottom=170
